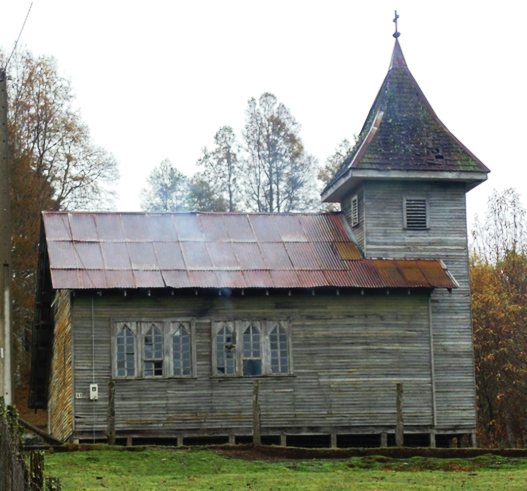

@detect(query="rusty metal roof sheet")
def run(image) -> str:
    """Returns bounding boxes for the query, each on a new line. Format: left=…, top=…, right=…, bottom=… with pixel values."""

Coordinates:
left=41, top=212, right=458, bottom=290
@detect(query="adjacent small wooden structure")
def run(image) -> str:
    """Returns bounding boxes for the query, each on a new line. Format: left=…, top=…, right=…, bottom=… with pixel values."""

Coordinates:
left=29, top=37, right=489, bottom=448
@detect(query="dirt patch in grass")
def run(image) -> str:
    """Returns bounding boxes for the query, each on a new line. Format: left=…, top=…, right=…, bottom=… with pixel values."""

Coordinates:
left=211, top=444, right=527, bottom=462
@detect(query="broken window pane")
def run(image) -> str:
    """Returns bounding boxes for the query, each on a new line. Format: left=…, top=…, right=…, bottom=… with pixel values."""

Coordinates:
left=242, top=324, right=262, bottom=376
left=144, top=324, right=163, bottom=377
left=216, top=324, right=235, bottom=375
left=243, top=359, right=262, bottom=376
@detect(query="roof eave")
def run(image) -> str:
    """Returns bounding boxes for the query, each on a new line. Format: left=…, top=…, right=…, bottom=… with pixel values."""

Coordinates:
left=322, top=169, right=489, bottom=203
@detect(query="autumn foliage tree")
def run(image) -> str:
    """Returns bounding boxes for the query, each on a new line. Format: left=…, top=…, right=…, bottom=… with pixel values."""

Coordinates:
left=7, top=51, right=118, bottom=210
left=471, top=188, right=527, bottom=447
left=2, top=49, right=119, bottom=373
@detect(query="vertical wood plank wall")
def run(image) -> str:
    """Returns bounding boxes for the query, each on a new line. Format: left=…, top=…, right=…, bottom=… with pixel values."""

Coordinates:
left=357, top=180, right=476, bottom=430
left=342, top=186, right=365, bottom=251
left=65, top=292, right=441, bottom=440
left=48, top=290, right=73, bottom=441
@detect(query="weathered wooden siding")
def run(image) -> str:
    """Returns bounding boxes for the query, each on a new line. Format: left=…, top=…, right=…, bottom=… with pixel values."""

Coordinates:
left=357, top=180, right=476, bottom=430
left=69, top=291, right=435, bottom=439
left=341, top=185, right=365, bottom=251
left=48, top=290, right=73, bottom=441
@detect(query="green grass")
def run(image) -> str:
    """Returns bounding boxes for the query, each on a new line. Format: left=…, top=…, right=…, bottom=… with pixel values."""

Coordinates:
left=44, top=447, right=527, bottom=491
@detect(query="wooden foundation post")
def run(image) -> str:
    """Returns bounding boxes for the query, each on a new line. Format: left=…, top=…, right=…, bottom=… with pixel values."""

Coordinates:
left=470, top=431, right=477, bottom=448
left=177, top=436, right=184, bottom=447
left=126, top=436, right=133, bottom=446
left=252, top=380, right=261, bottom=445
left=280, top=434, right=287, bottom=446
left=106, top=380, right=116, bottom=445
left=395, top=383, right=404, bottom=447
left=330, top=433, right=337, bottom=449
left=229, top=435, right=235, bottom=445
left=381, top=432, right=388, bottom=448
left=429, top=431, right=436, bottom=448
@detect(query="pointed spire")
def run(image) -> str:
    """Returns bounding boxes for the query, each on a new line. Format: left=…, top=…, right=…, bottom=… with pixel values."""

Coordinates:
left=321, top=17, right=489, bottom=202
left=389, top=39, right=407, bottom=70
left=390, top=12, right=406, bottom=69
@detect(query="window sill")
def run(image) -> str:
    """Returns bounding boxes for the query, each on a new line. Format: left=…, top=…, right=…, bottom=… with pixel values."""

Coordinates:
left=211, top=373, right=295, bottom=379
left=113, top=376, right=198, bottom=380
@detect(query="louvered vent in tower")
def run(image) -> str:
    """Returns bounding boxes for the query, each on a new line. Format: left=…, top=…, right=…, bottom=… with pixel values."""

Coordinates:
left=404, top=198, right=428, bottom=230
left=351, top=195, right=359, bottom=227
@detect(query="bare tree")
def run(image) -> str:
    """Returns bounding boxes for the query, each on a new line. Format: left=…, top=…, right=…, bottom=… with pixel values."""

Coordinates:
left=141, top=159, right=189, bottom=211
left=242, top=93, right=318, bottom=212
left=472, top=188, right=527, bottom=263
left=197, top=126, right=241, bottom=212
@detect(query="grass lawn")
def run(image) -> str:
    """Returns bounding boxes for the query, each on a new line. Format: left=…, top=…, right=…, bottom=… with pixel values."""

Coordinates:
left=44, top=447, right=527, bottom=491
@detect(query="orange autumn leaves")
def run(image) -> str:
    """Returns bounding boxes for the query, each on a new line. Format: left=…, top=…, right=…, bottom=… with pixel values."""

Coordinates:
left=471, top=189, right=527, bottom=447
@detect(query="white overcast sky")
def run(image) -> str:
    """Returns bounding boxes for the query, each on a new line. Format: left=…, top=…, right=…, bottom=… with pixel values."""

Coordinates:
left=2, top=1, right=526, bottom=226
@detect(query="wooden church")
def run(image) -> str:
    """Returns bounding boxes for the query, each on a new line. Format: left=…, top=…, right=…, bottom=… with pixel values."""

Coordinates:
left=29, top=34, right=489, bottom=447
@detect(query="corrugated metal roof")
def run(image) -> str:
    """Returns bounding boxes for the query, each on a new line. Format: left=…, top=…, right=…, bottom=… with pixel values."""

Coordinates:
left=42, top=212, right=458, bottom=290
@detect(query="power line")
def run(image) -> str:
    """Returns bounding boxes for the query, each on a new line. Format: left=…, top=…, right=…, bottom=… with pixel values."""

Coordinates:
left=5, top=3, right=33, bottom=71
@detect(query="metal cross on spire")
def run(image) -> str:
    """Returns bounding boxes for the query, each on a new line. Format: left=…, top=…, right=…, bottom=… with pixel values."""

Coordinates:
left=393, top=10, right=401, bottom=39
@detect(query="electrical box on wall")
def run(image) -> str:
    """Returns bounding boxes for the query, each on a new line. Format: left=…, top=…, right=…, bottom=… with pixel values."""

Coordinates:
left=89, top=384, right=98, bottom=401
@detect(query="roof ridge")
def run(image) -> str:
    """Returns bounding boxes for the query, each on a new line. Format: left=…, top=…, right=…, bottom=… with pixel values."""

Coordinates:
left=42, top=211, right=344, bottom=216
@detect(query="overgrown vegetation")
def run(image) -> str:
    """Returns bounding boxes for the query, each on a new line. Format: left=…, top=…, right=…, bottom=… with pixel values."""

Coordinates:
left=44, top=447, right=527, bottom=490
left=1, top=48, right=119, bottom=380
left=471, top=189, right=527, bottom=447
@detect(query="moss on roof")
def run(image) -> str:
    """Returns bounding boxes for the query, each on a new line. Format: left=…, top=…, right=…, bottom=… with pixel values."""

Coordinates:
left=327, top=40, right=489, bottom=190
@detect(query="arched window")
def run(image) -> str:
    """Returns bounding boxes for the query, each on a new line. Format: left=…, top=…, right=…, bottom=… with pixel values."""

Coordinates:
left=242, top=324, right=262, bottom=376
left=116, top=324, right=135, bottom=377
left=270, top=324, right=289, bottom=374
left=173, top=323, right=192, bottom=376
left=144, top=324, right=163, bottom=377
left=216, top=324, right=235, bottom=375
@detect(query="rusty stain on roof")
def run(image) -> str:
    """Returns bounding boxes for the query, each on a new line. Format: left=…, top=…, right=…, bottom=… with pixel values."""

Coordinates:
left=42, top=212, right=457, bottom=290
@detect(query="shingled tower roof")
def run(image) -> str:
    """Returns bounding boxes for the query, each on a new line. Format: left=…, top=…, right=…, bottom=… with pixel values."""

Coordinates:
left=322, top=39, right=489, bottom=202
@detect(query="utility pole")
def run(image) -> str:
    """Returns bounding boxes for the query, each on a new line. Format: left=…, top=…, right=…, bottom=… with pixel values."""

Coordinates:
left=0, top=69, right=13, bottom=405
